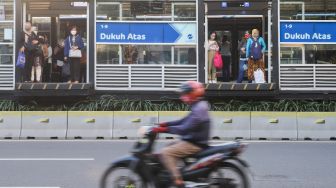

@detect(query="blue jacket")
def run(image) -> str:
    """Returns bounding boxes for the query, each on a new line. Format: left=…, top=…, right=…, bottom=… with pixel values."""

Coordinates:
left=166, top=100, right=211, bottom=147
left=246, top=37, right=266, bottom=59
left=64, top=35, right=84, bottom=58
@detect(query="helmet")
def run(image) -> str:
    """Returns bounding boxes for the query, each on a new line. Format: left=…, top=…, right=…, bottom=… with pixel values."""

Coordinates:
left=178, top=81, right=205, bottom=104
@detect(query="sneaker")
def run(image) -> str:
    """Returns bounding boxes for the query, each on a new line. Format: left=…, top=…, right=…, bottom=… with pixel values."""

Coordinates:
left=212, top=80, right=217, bottom=84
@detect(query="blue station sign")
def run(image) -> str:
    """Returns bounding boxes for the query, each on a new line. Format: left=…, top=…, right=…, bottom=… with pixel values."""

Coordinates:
left=96, top=22, right=197, bottom=44
left=280, top=21, right=336, bottom=43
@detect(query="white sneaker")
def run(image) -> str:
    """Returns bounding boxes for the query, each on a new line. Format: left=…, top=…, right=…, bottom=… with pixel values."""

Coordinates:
left=208, top=80, right=212, bottom=84
left=212, top=80, right=217, bottom=84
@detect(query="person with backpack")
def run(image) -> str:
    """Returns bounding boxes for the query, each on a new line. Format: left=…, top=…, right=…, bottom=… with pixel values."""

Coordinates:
left=40, top=34, right=52, bottom=82
left=237, top=32, right=250, bottom=83
left=246, top=29, right=266, bottom=83
left=30, top=28, right=45, bottom=83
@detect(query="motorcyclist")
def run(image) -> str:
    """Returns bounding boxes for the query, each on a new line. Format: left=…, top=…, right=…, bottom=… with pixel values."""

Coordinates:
left=152, top=81, right=211, bottom=187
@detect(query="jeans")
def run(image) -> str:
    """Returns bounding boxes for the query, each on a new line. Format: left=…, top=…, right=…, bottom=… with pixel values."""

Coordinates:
left=237, top=59, right=247, bottom=83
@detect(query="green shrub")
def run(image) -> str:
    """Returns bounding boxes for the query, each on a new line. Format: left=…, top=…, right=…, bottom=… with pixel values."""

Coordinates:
left=0, top=96, right=335, bottom=112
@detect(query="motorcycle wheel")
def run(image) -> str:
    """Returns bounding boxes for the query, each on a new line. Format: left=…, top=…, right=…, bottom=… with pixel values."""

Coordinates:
left=100, top=166, right=151, bottom=188
left=207, top=162, right=249, bottom=188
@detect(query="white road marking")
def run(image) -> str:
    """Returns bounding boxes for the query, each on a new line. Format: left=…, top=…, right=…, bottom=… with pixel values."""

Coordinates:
left=0, top=158, right=94, bottom=161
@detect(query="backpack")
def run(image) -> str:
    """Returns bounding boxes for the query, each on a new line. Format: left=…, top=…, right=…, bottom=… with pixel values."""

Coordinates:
left=250, top=38, right=262, bottom=60
left=25, top=33, right=39, bottom=52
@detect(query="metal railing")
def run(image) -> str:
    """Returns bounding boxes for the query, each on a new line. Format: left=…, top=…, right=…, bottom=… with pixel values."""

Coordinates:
left=95, top=64, right=198, bottom=90
left=280, top=64, right=336, bottom=90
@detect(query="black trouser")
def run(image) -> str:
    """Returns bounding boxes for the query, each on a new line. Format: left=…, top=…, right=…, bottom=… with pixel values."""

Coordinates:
left=43, top=62, right=51, bottom=82
left=70, top=57, right=81, bottom=82
left=222, top=55, right=231, bottom=82
left=24, top=51, right=34, bottom=82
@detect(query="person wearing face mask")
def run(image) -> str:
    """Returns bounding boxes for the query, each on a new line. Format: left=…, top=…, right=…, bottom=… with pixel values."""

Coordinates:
left=237, top=32, right=250, bottom=83
left=64, top=25, right=84, bottom=83
left=19, top=21, right=39, bottom=82
left=208, top=32, right=219, bottom=83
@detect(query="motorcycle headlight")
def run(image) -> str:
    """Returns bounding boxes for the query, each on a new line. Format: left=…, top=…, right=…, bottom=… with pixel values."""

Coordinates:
left=137, top=126, right=152, bottom=138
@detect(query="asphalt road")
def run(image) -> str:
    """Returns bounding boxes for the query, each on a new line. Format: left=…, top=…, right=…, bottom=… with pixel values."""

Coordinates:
left=0, top=140, right=335, bottom=188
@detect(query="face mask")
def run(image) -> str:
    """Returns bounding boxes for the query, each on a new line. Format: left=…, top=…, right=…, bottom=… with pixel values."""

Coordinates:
left=71, top=31, right=77, bottom=35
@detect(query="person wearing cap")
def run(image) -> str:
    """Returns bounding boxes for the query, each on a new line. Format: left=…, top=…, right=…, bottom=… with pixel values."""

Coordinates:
left=152, top=81, right=211, bottom=187
left=237, top=32, right=250, bottom=83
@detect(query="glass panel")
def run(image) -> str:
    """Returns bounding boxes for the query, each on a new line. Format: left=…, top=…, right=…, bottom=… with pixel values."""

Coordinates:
left=0, top=0, right=14, bottom=21
left=0, top=44, right=13, bottom=64
left=96, top=3, right=120, bottom=20
left=280, top=3, right=303, bottom=20
left=174, top=47, right=196, bottom=64
left=174, top=4, right=196, bottom=21
left=122, top=45, right=171, bottom=64
left=122, top=2, right=172, bottom=21
left=305, top=44, right=336, bottom=64
left=32, top=17, right=51, bottom=31
left=280, top=46, right=303, bottom=64
left=280, top=0, right=336, bottom=20
left=96, top=44, right=120, bottom=64
left=0, top=22, right=13, bottom=42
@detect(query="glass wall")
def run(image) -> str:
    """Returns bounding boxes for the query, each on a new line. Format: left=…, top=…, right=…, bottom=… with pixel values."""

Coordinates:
left=95, top=0, right=197, bottom=65
left=0, top=0, right=14, bottom=89
left=279, top=0, right=336, bottom=90
left=280, top=0, right=336, bottom=20
left=280, top=0, right=336, bottom=65
left=95, top=0, right=198, bottom=90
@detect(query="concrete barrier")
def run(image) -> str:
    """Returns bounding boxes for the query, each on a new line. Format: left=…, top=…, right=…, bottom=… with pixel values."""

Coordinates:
left=0, top=111, right=21, bottom=139
left=67, top=111, right=113, bottom=139
left=20, top=111, right=67, bottom=139
left=251, top=112, right=297, bottom=140
left=158, top=111, right=189, bottom=139
left=113, top=111, right=158, bottom=139
left=210, top=112, right=251, bottom=140
left=297, top=112, right=336, bottom=140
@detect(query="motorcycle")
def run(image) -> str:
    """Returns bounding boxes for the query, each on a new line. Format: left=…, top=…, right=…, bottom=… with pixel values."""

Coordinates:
left=100, top=126, right=250, bottom=188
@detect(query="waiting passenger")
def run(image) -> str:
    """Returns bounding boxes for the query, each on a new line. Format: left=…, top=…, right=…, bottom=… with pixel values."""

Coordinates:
left=220, top=35, right=231, bottom=82
left=237, top=32, right=250, bottom=83
left=40, top=34, right=52, bottom=82
left=19, top=22, right=39, bottom=82
left=30, top=26, right=44, bottom=83
left=246, top=29, right=266, bottom=83
left=208, top=32, right=219, bottom=83
left=53, top=40, right=69, bottom=82
left=64, top=25, right=84, bottom=83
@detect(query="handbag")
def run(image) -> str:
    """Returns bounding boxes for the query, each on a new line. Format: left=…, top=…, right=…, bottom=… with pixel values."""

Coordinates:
left=254, top=68, right=266, bottom=83
left=16, top=51, right=26, bottom=69
left=62, top=62, right=71, bottom=77
left=68, top=37, right=82, bottom=58
left=213, top=52, right=223, bottom=69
